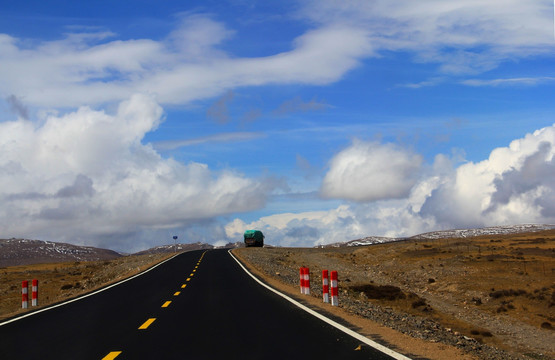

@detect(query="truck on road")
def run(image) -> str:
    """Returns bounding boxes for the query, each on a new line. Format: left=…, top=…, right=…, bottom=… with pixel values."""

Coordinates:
left=244, top=230, right=264, bottom=247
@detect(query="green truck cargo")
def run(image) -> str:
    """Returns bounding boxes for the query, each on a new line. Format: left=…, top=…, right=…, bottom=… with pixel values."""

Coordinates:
left=244, top=230, right=264, bottom=247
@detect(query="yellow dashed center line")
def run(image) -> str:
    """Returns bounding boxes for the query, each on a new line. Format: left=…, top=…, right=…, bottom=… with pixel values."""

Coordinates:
left=101, top=254, right=208, bottom=359
left=138, top=318, right=156, bottom=329
left=102, top=351, right=122, bottom=360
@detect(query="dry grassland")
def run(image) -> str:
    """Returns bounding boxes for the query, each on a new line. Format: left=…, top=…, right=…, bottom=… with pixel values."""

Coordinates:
left=0, top=253, right=173, bottom=321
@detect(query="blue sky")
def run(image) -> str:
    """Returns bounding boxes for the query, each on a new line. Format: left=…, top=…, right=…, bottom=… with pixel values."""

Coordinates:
left=1, top=1, right=554, bottom=251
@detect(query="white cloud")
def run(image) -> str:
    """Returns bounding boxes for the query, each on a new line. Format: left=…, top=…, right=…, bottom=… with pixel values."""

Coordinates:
left=0, top=17, right=371, bottom=108
left=0, top=94, right=277, bottom=250
left=300, top=0, right=554, bottom=74
left=320, top=140, right=423, bottom=202
left=461, top=77, right=555, bottom=87
left=153, top=132, right=265, bottom=151
left=228, top=123, right=555, bottom=247
left=422, top=124, right=555, bottom=227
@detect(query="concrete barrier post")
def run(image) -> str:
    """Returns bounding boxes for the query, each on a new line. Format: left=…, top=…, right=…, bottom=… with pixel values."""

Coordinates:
left=330, top=271, right=338, bottom=306
left=322, top=270, right=329, bottom=303
left=32, top=279, right=38, bottom=306
left=22, top=280, right=28, bottom=309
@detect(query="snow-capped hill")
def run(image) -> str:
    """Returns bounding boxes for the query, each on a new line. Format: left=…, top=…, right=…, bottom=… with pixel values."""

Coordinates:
left=325, top=224, right=555, bottom=248
left=133, top=241, right=243, bottom=255
left=134, top=242, right=214, bottom=255
left=410, top=224, right=555, bottom=240
left=0, top=238, right=121, bottom=267
left=322, top=236, right=402, bottom=248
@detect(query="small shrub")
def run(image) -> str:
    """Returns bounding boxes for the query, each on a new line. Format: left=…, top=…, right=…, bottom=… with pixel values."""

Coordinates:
left=489, top=289, right=527, bottom=299
left=540, top=322, right=553, bottom=330
left=412, top=299, right=427, bottom=308
left=350, top=284, right=406, bottom=301
left=497, top=306, right=507, bottom=313
left=428, top=278, right=436, bottom=284
left=61, top=284, right=73, bottom=290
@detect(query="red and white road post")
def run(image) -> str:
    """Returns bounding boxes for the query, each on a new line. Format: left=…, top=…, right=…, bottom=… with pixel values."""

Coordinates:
left=22, top=280, right=29, bottom=309
left=330, top=271, right=338, bottom=306
left=299, top=267, right=310, bottom=295
left=322, top=270, right=329, bottom=303
left=304, top=268, right=310, bottom=295
left=299, top=267, right=304, bottom=294
left=32, top=279, right=38, bottom=306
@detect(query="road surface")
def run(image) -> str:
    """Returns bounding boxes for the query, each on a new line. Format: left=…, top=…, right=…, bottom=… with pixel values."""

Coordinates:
left=0, top=249, right=405, bottom=359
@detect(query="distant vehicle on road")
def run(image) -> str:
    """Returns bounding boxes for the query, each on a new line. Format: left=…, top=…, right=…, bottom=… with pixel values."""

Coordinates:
left=244, top=230, right=264, bottom=247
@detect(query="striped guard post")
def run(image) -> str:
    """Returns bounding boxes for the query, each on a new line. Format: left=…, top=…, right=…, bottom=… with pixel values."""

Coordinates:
left=299, top=267, right=305, bottom=294
left=304, top=267, right=310, bottom=295
left=330, top=271, right=338, bottom=306
left=22, top=280, right=29, bottom=309
left=322, top=270, right=329, bottom=303
left=32, top=279, right=38, bottom=306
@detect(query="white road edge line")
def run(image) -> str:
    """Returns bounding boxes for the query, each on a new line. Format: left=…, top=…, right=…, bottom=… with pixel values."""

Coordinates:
left=0, top=253, right=181, bottom=327
left=228, top=250, right=412, bottom=360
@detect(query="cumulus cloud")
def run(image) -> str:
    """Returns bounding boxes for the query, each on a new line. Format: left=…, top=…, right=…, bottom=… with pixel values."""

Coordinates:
left=225, top=206, right=360, bottom=247
left=321, top=140, right=423, bottom=202
left=0, top=94, right=277, bottom=251
left=228, top=123, right=555, bottom=247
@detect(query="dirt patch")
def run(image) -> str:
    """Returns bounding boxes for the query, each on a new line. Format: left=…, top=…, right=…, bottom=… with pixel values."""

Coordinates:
left=233, top=230, right=555, bottom=360
left=0, top=253, right=174, bottom=321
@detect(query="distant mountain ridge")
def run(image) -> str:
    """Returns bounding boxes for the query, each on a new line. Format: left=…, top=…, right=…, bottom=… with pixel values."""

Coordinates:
left=0, top=238, right=121, bottom=267
left=0, top=239, right=243, bottom=267
left=133, top=241, right=241, bottom=255
left=410, top=224, right=555, bottom=240
left=323, top=224, right=555, bottom=248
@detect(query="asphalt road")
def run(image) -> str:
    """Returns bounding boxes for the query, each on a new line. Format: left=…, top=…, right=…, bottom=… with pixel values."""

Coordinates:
left=0, top=249, right=403, bottom=359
